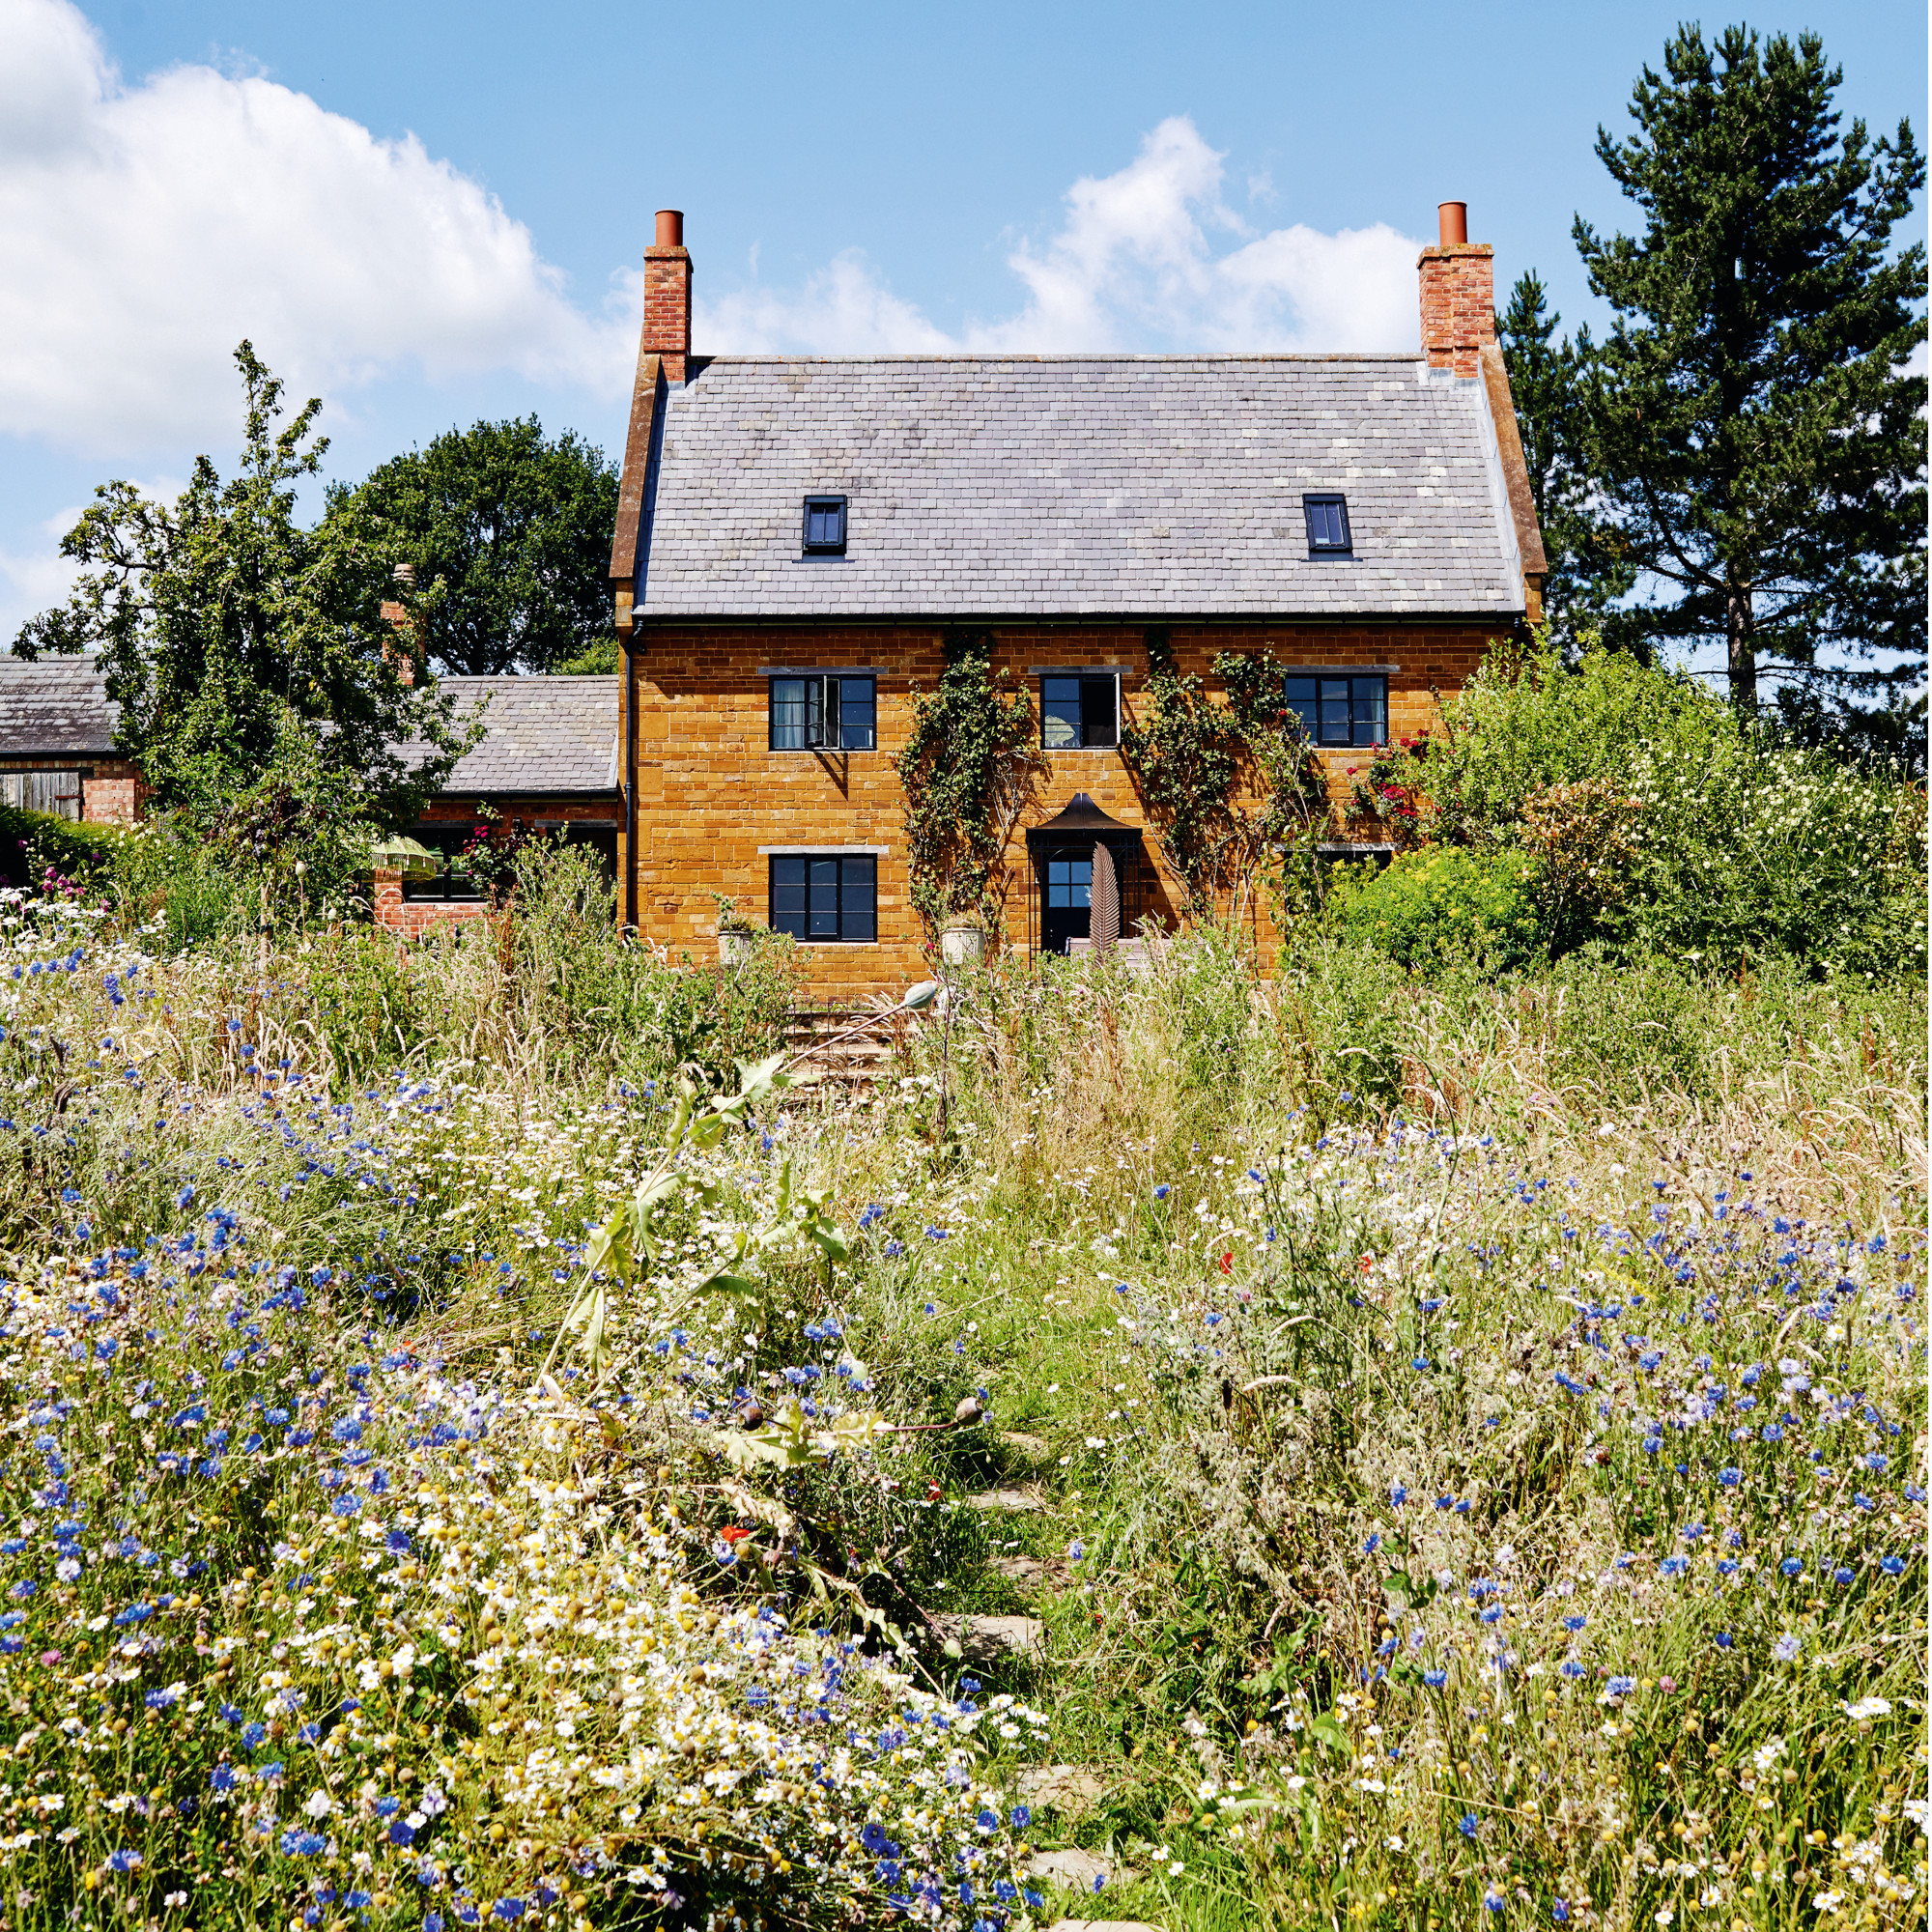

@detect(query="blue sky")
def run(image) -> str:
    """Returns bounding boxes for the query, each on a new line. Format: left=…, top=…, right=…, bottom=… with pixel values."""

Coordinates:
left=2, top=0, right=1924, bottom=642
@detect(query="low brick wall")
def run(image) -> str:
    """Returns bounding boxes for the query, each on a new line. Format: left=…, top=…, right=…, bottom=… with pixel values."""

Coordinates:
left=370, top=869, right=492, bottom=939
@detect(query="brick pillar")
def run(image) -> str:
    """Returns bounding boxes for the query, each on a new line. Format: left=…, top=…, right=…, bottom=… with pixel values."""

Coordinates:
left=643, top=209, right=693, bottom=384
left=1418, top=202, right=1493, bottom=378
left=372, top=868, right=406, bottom=933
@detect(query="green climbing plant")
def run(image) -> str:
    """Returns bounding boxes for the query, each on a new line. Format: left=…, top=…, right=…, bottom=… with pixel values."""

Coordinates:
left=895, top=630, right=1048, bottom=939
left=1121, top=631, right=1332, bottom=923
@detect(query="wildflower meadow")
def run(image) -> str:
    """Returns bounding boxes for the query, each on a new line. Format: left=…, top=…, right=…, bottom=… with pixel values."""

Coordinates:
left=0, top=867, right=1918, bottom=1932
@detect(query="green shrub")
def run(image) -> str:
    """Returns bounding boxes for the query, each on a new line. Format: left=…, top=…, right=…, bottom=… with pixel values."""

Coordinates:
left=107, top=815, right=241, bottom=950
left=1358, top=641, right=1927, bottom=975
left=1327, top=846, right=1546, bottom=972
left=0, top=804, right=125, bottom=896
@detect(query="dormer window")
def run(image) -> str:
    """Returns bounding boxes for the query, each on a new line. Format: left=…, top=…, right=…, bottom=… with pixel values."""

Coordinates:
left=1303, top=494, right=1352, bottom=555
left=803, top=495, right=847, bottom=555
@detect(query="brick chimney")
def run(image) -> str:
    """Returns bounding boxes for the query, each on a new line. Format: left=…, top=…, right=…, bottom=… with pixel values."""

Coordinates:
left=642, top=209, right=693, bottom=383
left=1418, top=200, right=1493, bottom=378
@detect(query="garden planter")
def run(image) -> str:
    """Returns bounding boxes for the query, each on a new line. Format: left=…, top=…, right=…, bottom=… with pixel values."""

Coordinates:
left=939, top=924, right=986, bottom=968
left=718, top=928, right=756, bottom=965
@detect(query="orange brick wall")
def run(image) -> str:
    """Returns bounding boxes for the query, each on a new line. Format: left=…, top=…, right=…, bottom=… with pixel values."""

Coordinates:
left=626, top=621, right=1502, bottom=995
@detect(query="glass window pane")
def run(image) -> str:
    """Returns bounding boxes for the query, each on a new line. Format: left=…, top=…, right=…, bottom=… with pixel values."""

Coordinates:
left=808, top=860, right=839, bottom=937
left=838, top=679, right=875, bottom=751
left=1041, top=678, right=1080, bottom=750
left=1320, top=679, right=1351, bottom=745
left=840, top=857, right=875, bottom=942
left=804, top=676, right=827, bottom=748
left=772, top=679, right=806, bottom=751
left=1081, top=676, right=1118, bottom=748
left=1353, top=678, right=1386, bottom=746
left=772, top=858, right=807, bottom=937
left=1283, top=676, right=1318, bottom=737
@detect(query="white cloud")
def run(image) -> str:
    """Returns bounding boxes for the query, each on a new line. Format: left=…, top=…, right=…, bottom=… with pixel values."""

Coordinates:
left=697, top=117, right=1423, bottom=357
left=0, top=0, right=635, bottom=456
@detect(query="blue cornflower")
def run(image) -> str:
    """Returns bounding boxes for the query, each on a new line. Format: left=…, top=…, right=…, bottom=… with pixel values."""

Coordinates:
left=1458, top=1813, right=1479, bottom=1839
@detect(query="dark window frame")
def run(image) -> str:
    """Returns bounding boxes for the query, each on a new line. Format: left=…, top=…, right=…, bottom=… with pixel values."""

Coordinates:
left=768, top=852, right=877, bottom=945
left=1039, top=673, right=1121, bottom=750
left=1284, top=672, right=1387, bottom=749
left=802, top=495, right=848, bottom=555
left=768, top=674, right=877, bottom=753
left=1302, top=494, right=1353, bottom=555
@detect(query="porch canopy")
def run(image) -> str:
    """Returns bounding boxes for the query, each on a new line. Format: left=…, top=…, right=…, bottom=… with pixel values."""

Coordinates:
left=1024, top=791, right=1144, bottom=860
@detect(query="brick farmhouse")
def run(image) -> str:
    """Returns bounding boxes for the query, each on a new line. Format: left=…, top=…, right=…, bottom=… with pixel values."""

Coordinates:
left=609, top=204, right=1546, bottom=993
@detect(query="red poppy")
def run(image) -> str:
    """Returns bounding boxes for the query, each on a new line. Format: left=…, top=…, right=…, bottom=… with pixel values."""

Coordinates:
left=719, top=1524, right=751, bottom=1544
left=1217, top=1251, right=1234, bottom=1274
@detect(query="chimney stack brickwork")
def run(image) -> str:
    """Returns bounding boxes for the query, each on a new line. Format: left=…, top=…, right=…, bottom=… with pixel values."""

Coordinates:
left=1418, top=242, right=1494, bottom=378
left=642, top=209, right=693, bottom=384
left=1422, top=242, right=1492, bottom=377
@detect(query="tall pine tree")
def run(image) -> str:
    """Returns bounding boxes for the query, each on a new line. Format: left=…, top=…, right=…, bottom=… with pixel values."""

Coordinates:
left=1573, top=26, right=1924, bottom=731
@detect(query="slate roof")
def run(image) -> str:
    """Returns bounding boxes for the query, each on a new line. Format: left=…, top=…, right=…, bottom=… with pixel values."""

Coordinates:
left=630, top=355, right=1524, bottom=619
left=0, top=661, right=119, bottom=755
left=0, top=663, right=617, bottom=797
left=433, top=677, right=618, bottom=795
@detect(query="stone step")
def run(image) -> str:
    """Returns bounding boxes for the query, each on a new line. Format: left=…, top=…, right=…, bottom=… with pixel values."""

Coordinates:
left=1027, top=1847, right=1137, bottom=1889
left=1016, top=1765, right=1112, bottom=1815
left=966, top=1487, right=1047, bottom=1513
left=931, top=1613, right=1045, bottom=1664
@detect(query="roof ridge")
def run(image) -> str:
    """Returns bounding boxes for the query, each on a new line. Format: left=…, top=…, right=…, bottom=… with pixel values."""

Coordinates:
left=687, top=352, right=1426, bottom=366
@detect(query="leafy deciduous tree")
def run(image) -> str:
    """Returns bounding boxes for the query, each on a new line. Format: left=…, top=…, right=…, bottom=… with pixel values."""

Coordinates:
left=330, top=416, right=619, bottom=676
left=13, top=342, right=473, bottom=854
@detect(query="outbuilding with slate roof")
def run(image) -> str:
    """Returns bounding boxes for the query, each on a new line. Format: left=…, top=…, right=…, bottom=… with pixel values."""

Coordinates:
left=608, top=203, right=1546, bottom=991
left=0, top=663, right=620, bottom=922
left=0, top=659, right=142, bottom=824
left=405, top=674, right=622, bottom=899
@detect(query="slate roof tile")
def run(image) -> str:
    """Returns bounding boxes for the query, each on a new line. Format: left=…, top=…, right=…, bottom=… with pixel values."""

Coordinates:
left=0, top=664, right=617, bottom=797
left=0, top=661, right=119, bottom=755
left=432, top=677, right=618, bottom=795
left=633, top=355, right=1520, bottom=618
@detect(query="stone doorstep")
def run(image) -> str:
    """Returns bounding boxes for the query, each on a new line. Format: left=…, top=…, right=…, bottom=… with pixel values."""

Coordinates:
left=1046, top=1922, right=1163, bottom=1932
left=998, top=1430, right=1050, bottom=1458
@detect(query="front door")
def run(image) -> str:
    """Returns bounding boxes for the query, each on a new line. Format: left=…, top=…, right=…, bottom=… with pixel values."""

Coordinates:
left=1041, top=850, right=1092, bottom=954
